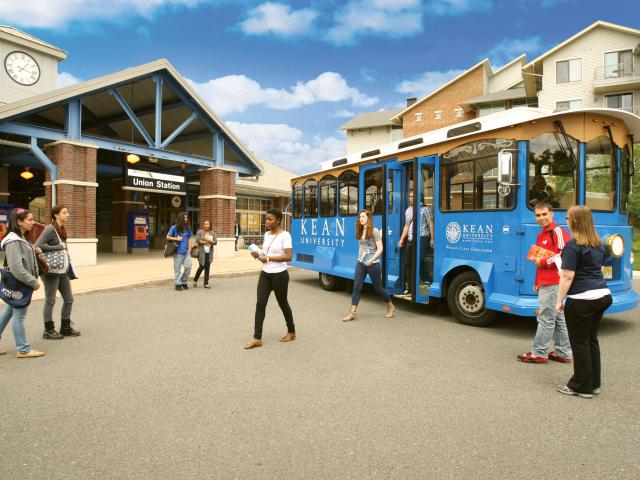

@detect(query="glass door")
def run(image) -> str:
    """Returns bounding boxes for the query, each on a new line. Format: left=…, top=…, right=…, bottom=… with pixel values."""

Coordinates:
left=415, top=156, right=436, bottom=303
left=385, top=162, right=404, bottom=293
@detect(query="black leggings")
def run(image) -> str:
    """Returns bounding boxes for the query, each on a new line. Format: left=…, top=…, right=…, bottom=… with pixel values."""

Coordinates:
left=194, top=252, right=211, bottom=285
left=254, top=270, right=295, bottom=340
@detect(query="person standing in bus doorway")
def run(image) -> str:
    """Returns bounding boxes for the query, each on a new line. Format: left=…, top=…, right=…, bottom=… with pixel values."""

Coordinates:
left=244, top=208, right=295, bottom=349
left=398, top=190, right=416, bottom=295
left=234, top=220, right=241, bottom=251
left=342, top=209, right=395, bottom=321
left=419, top=199, right=434, bottom=286
left=518, top=202, right=572, bottom=364
left=166, top=212, right=193, bottom=291
left=555, top=206, right=612, bottom=399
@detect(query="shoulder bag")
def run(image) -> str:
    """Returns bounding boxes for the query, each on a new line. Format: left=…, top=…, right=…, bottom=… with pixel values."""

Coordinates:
left=164, top=241, right=177, bottom=257
left=0, top=268, right=33, bottom=308
left=40, top=228, right=69, bottom=275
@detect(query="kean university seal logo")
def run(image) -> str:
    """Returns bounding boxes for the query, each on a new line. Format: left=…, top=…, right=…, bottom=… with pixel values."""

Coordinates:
left=446, top=222, right=462, bottom=243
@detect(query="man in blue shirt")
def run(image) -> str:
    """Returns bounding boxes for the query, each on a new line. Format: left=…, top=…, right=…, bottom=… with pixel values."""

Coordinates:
left=166, top=212, right=193, bottom=291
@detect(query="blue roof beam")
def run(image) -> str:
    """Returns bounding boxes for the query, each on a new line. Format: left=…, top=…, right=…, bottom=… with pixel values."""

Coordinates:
left=214, top=132, right=224, bottom=167
left=64, top=98, right=82, bottom=140
left=30, top=137, right=58, bottom=205
left=108, top=87, right=155, bottom=147
left=160, top=112, right=199, bottom=150
left=154, top=74, right=163, bottom=147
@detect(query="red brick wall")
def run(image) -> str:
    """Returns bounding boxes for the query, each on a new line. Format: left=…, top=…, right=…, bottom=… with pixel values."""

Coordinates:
left=402, top=66, right=484, bottom=137
left=44, top=142, right=97, bottom=239
left=199, top=168, right=236, bottom=237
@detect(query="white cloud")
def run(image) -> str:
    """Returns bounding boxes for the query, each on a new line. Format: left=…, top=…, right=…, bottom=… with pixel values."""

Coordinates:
left=226, top=121, right=344, bottom=173
left=0, top=0, right=207, bottom=28
left=327, top=0, right=424, bottom=45
left=188, top=72, right=377, bottom=116
left=239, top=2, right=318, bottom=37
left=57, top=71, right=82, bottom=88
left=426, top=0, right=492, bottom=15
left=395, top=69, right=465, bottom=98
left=334, top=109, right=355, bottom=118
left=485, top=36, right=544, bottom=67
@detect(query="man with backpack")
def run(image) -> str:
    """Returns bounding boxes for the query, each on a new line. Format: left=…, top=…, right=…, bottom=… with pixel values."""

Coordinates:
left=518, top=202, right=573, bottom=364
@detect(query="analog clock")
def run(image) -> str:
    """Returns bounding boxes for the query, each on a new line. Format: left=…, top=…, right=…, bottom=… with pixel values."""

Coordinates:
left=4, top=51, right=41, bottom=86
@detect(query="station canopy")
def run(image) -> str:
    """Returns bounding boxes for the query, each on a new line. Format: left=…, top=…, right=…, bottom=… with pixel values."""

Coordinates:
left=0, top=59, right=262, bottom=177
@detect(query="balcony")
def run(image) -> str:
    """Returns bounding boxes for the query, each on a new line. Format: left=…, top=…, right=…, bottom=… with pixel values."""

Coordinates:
left=593, top=63, right=640, bottom=93
left=615, top=105, right=640, bottom=117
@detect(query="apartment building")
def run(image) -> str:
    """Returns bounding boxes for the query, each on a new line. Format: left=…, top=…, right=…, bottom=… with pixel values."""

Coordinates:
left=523, top=21, right=640, bottom=115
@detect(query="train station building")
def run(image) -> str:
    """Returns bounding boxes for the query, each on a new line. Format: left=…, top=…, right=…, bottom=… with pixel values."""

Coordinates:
left=0, top=26, right=294, bottom=265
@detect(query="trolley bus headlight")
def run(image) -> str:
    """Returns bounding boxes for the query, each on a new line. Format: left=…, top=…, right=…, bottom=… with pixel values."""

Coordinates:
left=605, top=234, right=624, bottom=258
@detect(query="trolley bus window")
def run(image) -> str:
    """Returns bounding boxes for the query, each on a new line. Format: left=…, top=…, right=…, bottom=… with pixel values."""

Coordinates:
left=621, top=144, right=631, bottom=213
left=585, top=136, right=616, bottom=211
left=440, top=138, right=516, bottom=211
left=292, top=183, right=303, bottom=218
left=364, top=168, right=385, bottom=215
left=528, top=132, right=578, bottom=210
left=338, top=170, right=358, bottom=216
left=319, top=175, right=337, bottom=217
left=304, top=179, right=318, bottom=217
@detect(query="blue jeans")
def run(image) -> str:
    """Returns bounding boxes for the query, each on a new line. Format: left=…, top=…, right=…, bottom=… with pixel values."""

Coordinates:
left=532, top=284, right=572, bottom=358
left=0, top=304, right=31, bottom=354
left=351, top=262, right=391, bottom=306
left=173, top=253, right=192, bottom=285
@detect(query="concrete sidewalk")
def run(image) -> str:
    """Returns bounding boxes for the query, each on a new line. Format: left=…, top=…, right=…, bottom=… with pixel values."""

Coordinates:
left=31, top=249, right=263, bottom=300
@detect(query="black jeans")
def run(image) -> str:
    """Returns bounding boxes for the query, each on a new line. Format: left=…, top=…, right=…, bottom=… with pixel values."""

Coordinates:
left=254, top=270, right=295, bottom=340
left=564, top=294, right=612, bottom=394
left=404, top=239, right=414, bottom=293
left=420, top=236, right=433, bottom=283
left=351, top=261, right=391, bottom=305
left=194, top=252, right=211, bottom=285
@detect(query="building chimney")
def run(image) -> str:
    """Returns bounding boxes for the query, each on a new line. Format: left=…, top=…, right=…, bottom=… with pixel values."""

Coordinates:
left=406, top=97, right=417, bottom=107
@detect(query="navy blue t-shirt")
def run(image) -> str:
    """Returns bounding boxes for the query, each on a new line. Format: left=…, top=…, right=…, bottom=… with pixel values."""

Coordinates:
left=560, top=239, right=608, bottom=295
left=167, top=225, right=192, bottom=254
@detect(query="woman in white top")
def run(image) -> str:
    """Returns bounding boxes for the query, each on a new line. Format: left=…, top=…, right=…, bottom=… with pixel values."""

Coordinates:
left=193, top=220, right=217, bottom=289
left=245, top=208, right=295, bottom=349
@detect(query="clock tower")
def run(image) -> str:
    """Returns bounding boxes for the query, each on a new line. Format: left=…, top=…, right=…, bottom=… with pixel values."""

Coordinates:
left=0, top=25, right=67, bottom=105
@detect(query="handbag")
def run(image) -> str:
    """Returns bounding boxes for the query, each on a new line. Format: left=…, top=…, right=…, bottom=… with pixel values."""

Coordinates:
left=67, top=260, right=78, bottom=280
left=40, top=227, right=69, bottom=275
left=164, top=241, right=177, bottom=257
left=0, top=268, right=34, bottom=308
left=190, top=245, right=200, bottom=258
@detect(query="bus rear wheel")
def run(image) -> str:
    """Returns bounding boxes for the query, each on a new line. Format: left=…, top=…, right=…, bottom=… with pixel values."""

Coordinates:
left=446, top=271, right=497, bottom=327
left=319, top=272, right=342, bottom=291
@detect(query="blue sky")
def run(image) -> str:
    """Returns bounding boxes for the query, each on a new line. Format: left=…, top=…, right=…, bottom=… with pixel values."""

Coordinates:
left=1, top=0, right=638, bottom=173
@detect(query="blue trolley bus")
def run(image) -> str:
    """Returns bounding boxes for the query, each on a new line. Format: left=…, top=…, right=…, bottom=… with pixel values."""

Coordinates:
left=290, top=108, right=638, bottom=326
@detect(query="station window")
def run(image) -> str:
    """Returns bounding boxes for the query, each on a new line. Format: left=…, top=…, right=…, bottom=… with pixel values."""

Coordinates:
left=338, top=170, right=358, bottom=216
left=364, top=168, right=385, bottom=215
left=292, top=183, right=303, bottom=218
left=527, top=132, right=578, bottom=210
left=585, top=136, right=617, bottom=211
left=440, top=138, right=516, bottom=211
left=303, top=179, right=318, bottom=217
left=319, top=175, right=337, bottom=217
left=621, top=144, right=631, bottom=213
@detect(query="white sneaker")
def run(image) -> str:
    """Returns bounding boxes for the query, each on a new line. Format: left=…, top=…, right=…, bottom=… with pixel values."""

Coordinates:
left=557, top=385, right=592, bottom=399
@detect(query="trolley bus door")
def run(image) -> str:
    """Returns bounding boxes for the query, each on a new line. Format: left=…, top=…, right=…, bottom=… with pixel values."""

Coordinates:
left=415, top=156, right=436, bottom=303
left=385, top=163, right=404, bottom=293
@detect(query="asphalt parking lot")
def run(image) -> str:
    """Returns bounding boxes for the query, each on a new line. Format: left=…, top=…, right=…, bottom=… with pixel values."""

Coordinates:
left=1, top=270, right=639, bottom=479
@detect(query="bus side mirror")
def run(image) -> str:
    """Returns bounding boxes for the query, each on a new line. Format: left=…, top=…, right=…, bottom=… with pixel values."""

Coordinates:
left=498, top=150, right=513, bottom=184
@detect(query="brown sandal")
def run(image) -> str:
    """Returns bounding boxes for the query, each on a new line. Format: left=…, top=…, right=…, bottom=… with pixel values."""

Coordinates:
left=244, top=339, right=262, bottom=349
left=279, top=333, right=296, bottom=342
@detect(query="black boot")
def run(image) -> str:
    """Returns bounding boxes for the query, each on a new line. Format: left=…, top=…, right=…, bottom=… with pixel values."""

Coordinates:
left=60, top=319, right=81, bottom=337
left=43, top=321, right=63, bottom=340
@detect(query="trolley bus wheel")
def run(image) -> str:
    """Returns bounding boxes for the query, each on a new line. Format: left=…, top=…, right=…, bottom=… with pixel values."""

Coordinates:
left=446, top=271, right=497, bottom=327
left=319, top=272, right=342, bottom=291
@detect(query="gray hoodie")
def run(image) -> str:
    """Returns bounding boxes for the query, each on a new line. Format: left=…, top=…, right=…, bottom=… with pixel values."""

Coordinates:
left=1, top=232, right=39, bottom=289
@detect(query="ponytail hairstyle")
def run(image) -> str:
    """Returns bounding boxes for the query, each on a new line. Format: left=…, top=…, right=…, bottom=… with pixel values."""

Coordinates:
left=51, top=205, right=68, bottom=241
left=8, top=207, right=31, bottom=238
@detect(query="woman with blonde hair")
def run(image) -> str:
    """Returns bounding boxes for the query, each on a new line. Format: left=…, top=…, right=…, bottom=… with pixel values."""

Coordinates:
left=556, top=205, right=612, bottom=399
left=342, top=209, right=394, bottom=321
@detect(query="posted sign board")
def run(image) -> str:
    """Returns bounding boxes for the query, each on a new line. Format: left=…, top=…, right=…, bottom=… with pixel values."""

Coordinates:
left=123, top=168, right=186, bottom=195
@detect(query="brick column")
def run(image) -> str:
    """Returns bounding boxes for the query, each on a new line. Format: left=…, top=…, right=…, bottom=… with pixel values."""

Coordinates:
left=43, top=140, right=98, bottom=266
left=199, top=166, right=236, bottom=258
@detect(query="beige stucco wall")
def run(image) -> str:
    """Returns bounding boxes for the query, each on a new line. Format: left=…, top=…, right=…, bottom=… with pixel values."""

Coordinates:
left=0, top=39, right=59, bottom=105
left=346, top=126, right=393, bottom=153
left=489, top=60, right=524, bottom=93
left=538, top=27, right=640, bottom=110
